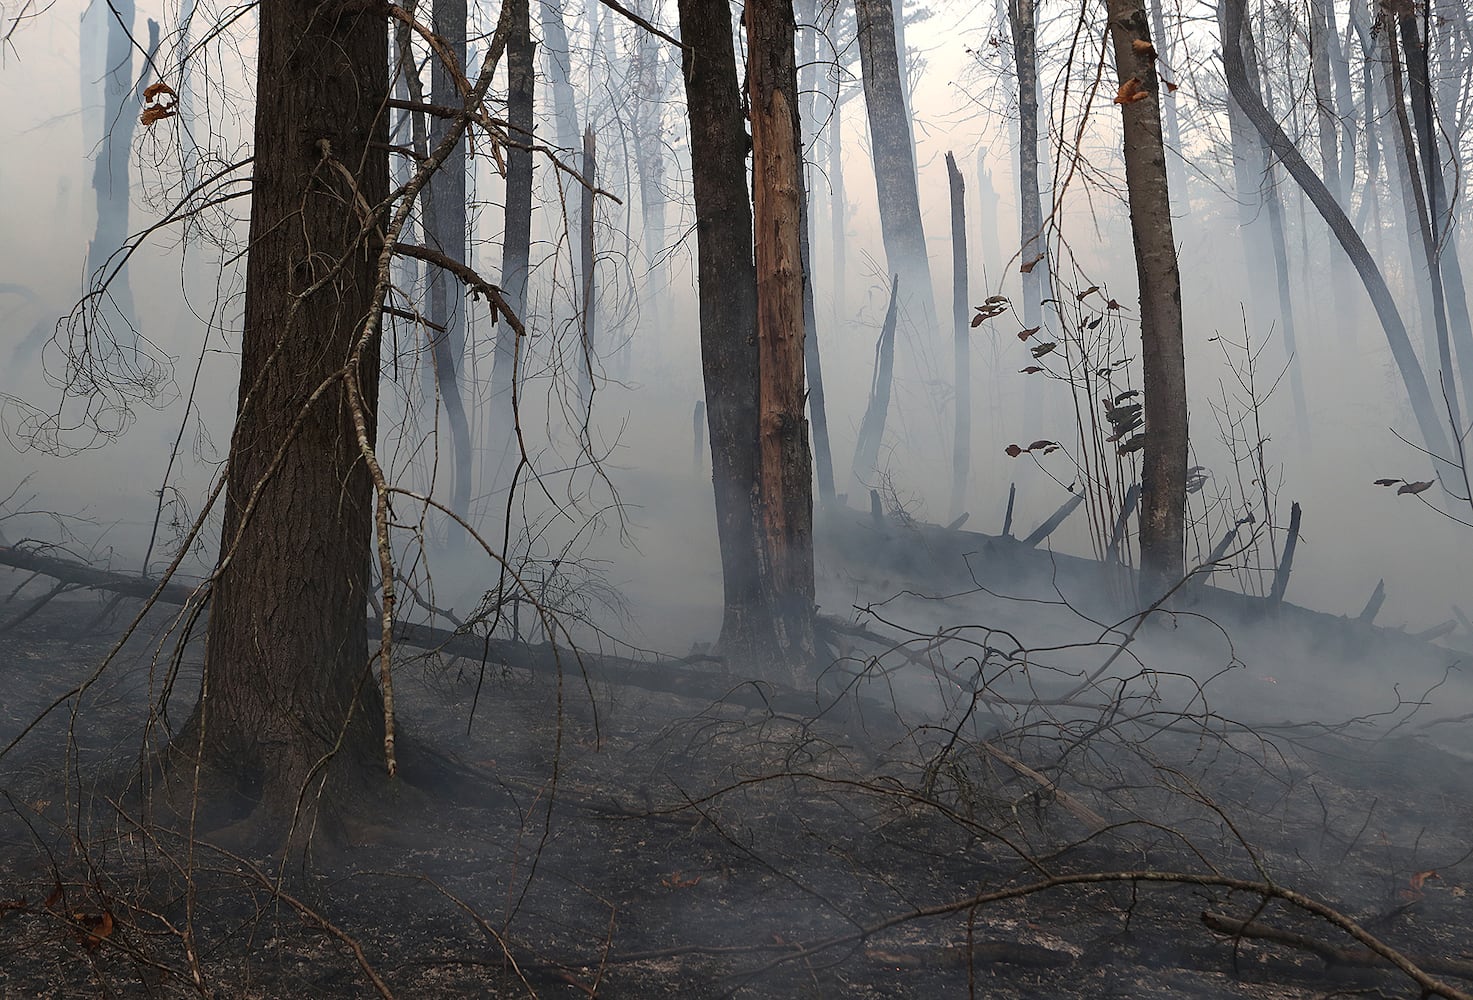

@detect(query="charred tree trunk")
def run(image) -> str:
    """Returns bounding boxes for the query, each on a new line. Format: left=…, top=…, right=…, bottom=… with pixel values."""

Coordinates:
left=946, top=153, right=970, bottom=522
left=181, top=0, right=389, bottom=837
left=747, top=0, right=818, bottom=675
left=491, top=0, right=534, bottom=488
left=854, top=0, right=935, bottom=325
left=674, top=0, right=768, bottom=668
left=426, top=0, right=472, bottom=521
left=1107, top=0, right=1187, bottom=592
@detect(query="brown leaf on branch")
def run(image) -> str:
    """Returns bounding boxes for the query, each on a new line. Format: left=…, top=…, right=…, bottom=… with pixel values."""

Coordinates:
left=1017, top=326, right=1041, bottom=340
left=1373, top=478, right=1402, bottom=486
left=1005, top=444, right=1023, bottom=457
left=73, top=910, right=114, bottom=951
left=1027, top=440, right=1057, bottom=451
left=1020, top=253, right=1045, bottom=273
left=141, top=105, right=177, bottom=126
left=143, top=81, right=177, bottom=102
left=1076, top=285, right=1099, bottom=300
left=1131, top=39, right=1158, bottom=59
left=1164, top=79, right=1179, bottom=93
left=1030, top=341, right=1057, bottom=358
left=1396, top=481, right=1434, bottom=495
left=1114, top=77, right=1150, bottom=104
left=1019, top=365, right=1045, bottom=374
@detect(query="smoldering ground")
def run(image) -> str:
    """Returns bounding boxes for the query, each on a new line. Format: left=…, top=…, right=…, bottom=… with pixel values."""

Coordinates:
left=4, top=471, right=1473, bottom=997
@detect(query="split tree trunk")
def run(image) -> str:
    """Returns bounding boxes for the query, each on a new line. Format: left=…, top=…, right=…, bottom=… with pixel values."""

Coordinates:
left=1107, top=0, right=1187, bottom=593
left=184, top=0, right=389, bottom=835
left=746, top=0, right=818, bottom=675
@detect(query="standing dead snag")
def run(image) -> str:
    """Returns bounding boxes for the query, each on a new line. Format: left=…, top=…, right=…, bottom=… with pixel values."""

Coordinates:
left=746, top=0, right=818, bottom=676
left=1106, top=0, right=1187, bottom=595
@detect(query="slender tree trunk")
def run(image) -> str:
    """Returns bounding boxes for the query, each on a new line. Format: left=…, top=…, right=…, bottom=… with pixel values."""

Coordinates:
left=829, top=74, right=847, bottom=322
left=1107, top=0, right=1187, bottom=592
left=491, top=0, right=534, bottom=489
left=850, top=276, right=900, bottom=495
left=1222, top=0, right=1451, bottom=469
left=747, top=0, right=817, bottom=675
left=975, top=152, right=1003, bottom=289
left=1397, top=5, right=1473, bottom=420
left=1239, top=14, right=1308, bottom=431
left=946, top=153, right=970, bottom=522
left=854, top=0, right=935, bottom=325
left=184, top=0, right=389, bottom=833
left=1009, top=0, right=1050, bottom=333
left=579, top=126, right=597, bottom=406
left=674, top=0, right=769, bottom=667
left=1145, top=0, right=1184, bottom=196
left=426, top=0, right=472, bottom=521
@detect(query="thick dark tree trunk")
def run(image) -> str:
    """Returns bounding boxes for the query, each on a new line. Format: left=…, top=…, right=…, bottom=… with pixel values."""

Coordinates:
left=747, top=0, right=817, bottom=676
left=182, top=0, right=389, bottom=836
left=854, top=0, right=935, bottom=325
left=491, top=0, right=534, bottom=490
left=426, top=0, right=472, bottom=520
left=674, top=0, right=765, bottom=662
left=1222, top=0, right=1451, bottom=470
left=1107, top=0, right=1186, bottom=593
left=946, top=153, right=970, bottom=522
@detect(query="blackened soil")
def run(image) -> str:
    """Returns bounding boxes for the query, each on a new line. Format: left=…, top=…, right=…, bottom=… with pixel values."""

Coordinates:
left=3, top=594, right=1472, bottom=999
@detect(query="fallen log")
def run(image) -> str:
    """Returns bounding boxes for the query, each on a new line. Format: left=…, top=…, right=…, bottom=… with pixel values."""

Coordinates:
left=0, top=544, right=198, bottom=605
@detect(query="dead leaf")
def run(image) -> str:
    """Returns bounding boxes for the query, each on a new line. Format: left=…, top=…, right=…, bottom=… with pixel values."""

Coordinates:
left=1005, top=444, right=1023, bottom=457
left=1019, top=365, right=1045, bottom=374
left=44, top=885, right=62, bottom=911
left=143, top=81, right=177, bottom=102
left=1131, top=39, right=1158, bottom=59
left=74, top=910, right=114, bottom=950
left=1373, top=478, right=1402, bottom=486
left=1114, top=77, right=1151, bottom=104
left=1117, top=434, right=1146, bottom=455
left=660, top=871, right=702, bottom=889
left=1030, top=341, right=1058, bottom=358
left=1017, top=326, right=1041, bottom=340
left=1027, top=440, right=1057, bottom=451
left=970, top=313, right=985, bottom=328
left=1076, top=285, right=1100, bottom=300
left=1410, top=870, right=1440, bottom=892
left=1106, top=298, right=1123, bottom=310
left=141, top=105, right=177, bottom=126
left=1164, top=79, right=1179, bottom=93
left=1397, top=480, right=1434, bottom=495
left=1020, top=253, right=1045, bottom=273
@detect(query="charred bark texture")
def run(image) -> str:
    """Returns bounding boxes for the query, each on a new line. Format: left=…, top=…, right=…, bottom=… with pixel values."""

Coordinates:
left=184, top=0, right=389, bottom=836
left=1107, top=0, right=1186, bottom=592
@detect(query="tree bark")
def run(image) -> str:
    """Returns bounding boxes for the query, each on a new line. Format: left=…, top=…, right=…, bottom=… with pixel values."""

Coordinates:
left=747, top=0, right=818, bottom=675
left=673, top=0, right=765, bottom=664
left=1008, top=0, right=1050, bottom=333
left=183, top=0, right=389, bottom=836
left=1107, top=0, right=1187, bottom=592
left=579, top=126, right=597, bottom=406
left=491, top=0, right=534, bottom=490
left=426, top=0, right=472, bottom=521
left=854, top=0, right=935, bottom=325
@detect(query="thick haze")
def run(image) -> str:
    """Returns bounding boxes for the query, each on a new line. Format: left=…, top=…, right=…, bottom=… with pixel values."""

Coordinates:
left=0, top=0, right=1467, bottom=652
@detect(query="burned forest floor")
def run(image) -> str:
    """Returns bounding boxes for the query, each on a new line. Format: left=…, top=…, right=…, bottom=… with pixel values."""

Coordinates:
left=3, top=523, right=1473, bottom=999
